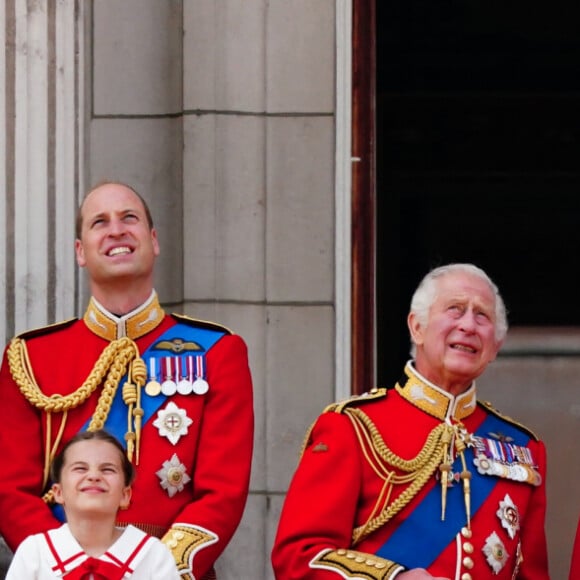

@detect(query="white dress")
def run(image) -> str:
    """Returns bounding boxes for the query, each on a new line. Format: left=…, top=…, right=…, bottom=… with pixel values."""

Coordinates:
left=5, top=523, right=181, bottom=579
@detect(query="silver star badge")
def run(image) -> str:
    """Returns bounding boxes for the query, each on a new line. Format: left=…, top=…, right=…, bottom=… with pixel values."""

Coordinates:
left=156, top=453, right=191, bottom=497
left=153, top=401, right=193, bottom=445
left=483, top=531, right=509, bottom=574
left=497, top=494, right=520, bottom=539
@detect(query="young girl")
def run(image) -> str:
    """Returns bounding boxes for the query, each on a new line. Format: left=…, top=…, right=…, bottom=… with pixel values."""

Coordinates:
left=6, top=430, right=180, bottom=579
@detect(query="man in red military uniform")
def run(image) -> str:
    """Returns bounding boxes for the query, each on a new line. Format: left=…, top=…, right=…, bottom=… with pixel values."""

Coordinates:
left=272, top=263, right=549, bottom=579
left=0, top=181, right=254, bottom=580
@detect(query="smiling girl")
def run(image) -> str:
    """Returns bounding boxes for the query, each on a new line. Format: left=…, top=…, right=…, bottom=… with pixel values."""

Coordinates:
left=6, top=430, right=180, bottom=579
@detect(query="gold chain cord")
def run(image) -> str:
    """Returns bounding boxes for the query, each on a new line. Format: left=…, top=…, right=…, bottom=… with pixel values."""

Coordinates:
left=7, top=336, right=146, bottom=491
left=344, top=407, right=452, bottom=545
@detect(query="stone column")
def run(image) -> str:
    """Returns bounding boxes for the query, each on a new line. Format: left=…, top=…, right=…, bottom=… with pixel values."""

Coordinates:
left=0, top=0, right=84, bottom=347
left=0, top=1, right=84, bottom=571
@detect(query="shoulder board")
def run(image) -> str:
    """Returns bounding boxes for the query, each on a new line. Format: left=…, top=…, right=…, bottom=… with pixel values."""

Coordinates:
left=324, top=388, right=388, bottom=414
left=171, top=313, right=233, bottom=335
left=477, top=400, right=540, bottom=441
left=15, top=318, right=78, bottom=340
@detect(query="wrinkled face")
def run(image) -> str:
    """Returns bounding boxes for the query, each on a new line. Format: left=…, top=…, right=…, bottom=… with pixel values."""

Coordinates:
left=52, top=440, right=131, bottom=518
left=409, top=271, right=502, bottom=393
left=75, top=183, right=159, bottom=287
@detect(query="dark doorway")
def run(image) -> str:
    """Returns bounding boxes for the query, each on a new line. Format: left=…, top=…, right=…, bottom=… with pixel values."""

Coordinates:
left=375, top=0, right=580, bottom=387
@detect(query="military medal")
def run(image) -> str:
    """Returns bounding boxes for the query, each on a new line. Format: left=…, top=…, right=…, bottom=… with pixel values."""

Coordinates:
left=192, top=355, right=209, bottom=395
left=161, top=357, right=177, bottom=396
left=177, top=356, right=194, bottom=395
left=496, top=494, right=520, bottom=539
left=153, top=401, right=193, bottom=445
left=156, top=453, right=191, bottom=497
left=145, top=357, right=162, bottom=396
left=482, top=531, right=509, bottom=574
left=472, top=435, right=541, bottom=486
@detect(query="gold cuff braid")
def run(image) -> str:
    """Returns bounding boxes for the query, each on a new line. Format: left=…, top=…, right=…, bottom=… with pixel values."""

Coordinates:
left=311, top=549, right=404, bottom=580
left=162, top=525, right=218, bottom=579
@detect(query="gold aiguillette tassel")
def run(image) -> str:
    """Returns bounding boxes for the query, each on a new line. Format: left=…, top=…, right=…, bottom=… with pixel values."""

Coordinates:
left=123, top=378, right=137, bottom=462
left=130, top=357, right=147, bottom=465
left=439, top=426, right=453, bottom=521
left=456, top=435, right=472, bottom=527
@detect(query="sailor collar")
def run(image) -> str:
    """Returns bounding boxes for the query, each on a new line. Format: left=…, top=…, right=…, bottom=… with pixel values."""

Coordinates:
left=83, top=291, right=165, bottom=341
left=395, top=362, right=477, bottom=421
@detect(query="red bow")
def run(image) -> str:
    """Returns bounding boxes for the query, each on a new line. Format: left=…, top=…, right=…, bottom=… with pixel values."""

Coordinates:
left=64, top=556, right=125, bottom=580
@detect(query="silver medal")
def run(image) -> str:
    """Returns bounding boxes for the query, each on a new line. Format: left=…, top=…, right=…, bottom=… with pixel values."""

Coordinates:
left=161, top=379, right=177, bottom=396
left=192, top=378, right=209, bottom=395
left=161, top=356, right=178, bottom=396
left=177, top=378, right=193, bottom=395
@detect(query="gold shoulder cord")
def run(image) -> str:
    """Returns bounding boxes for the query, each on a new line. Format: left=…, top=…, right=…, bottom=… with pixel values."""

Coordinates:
left=7, top=336, right=147, bottom=494
left=344, top=407, right=453, bottom=546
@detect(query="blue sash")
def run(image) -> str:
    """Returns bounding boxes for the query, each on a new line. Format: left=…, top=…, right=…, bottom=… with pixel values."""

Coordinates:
left=51, top=321, right=226, bottom=521
left=375, top=414, right=532, bottom=568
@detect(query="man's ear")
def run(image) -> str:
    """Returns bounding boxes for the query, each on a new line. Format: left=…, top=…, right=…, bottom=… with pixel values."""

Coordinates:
left=407, top=312, right=424, bottom=347
left=151, top=228, right=160, bottom=258
left=75, top=239, right=86, bottom=268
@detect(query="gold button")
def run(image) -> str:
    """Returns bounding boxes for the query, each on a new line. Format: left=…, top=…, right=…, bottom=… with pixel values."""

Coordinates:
left=461, top=526, right=472, bottom=538
left=337, top=549, right=347, bottom=555
left=463, top=542, right=474, bottom=554
left=461, top=574, right=472, bottom=580
left=463, top=557, right=474, bottom=569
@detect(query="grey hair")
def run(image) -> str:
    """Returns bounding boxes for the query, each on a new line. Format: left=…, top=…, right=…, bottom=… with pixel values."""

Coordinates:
left=409, top=263, right=508, bottom=357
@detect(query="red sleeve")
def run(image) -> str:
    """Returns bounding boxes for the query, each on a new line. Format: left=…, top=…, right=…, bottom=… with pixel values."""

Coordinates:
left=172, top=333, right=254, bottom=579
left=518, top=440, right=550, bottom=580
left=0, top=344, right=61, bottom=549
left=271, top=411, right=363, bottom=580
left=570, top=517, right=580, bottom=580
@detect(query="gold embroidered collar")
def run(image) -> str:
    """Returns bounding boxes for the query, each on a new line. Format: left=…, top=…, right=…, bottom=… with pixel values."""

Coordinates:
left=83, top=291, right=165, bottom=341
left=395, top=362, right=477, bottom=421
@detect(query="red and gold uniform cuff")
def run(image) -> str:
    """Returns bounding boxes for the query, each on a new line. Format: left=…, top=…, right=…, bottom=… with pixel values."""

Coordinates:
left=311, top=548, right=404, bottom=579
left=162, top=524, right=218, bottom=579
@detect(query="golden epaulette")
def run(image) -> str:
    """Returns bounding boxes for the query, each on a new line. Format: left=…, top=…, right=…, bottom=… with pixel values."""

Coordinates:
left=478, top=399, right=540, bottom=441
left=15, top=318, right=78, bottom=340
left=171, top=313, right=233, bottom=335
left=324, top=387, right=388, bottom=414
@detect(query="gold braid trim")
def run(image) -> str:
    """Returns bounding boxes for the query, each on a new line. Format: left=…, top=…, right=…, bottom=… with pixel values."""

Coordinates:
left=311, top=548, right=404, bottom=580
left=7, top=336, right=144, bottom=488
left=162, top=524, right=218, bottom=579
left=344, top=407, right=452, bottom=545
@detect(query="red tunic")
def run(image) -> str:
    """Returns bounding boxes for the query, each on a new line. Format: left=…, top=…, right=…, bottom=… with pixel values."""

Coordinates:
left=0, top=300, right=253, bottom=580
left=571, top=518, right=580, bottom=580
left=272, top=363, right=549, bottom=580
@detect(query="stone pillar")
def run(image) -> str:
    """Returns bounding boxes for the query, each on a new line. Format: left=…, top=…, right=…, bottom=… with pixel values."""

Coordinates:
left=0, top=1, right=84, bottom=574
left=1, top=0, right=84, bottom=347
